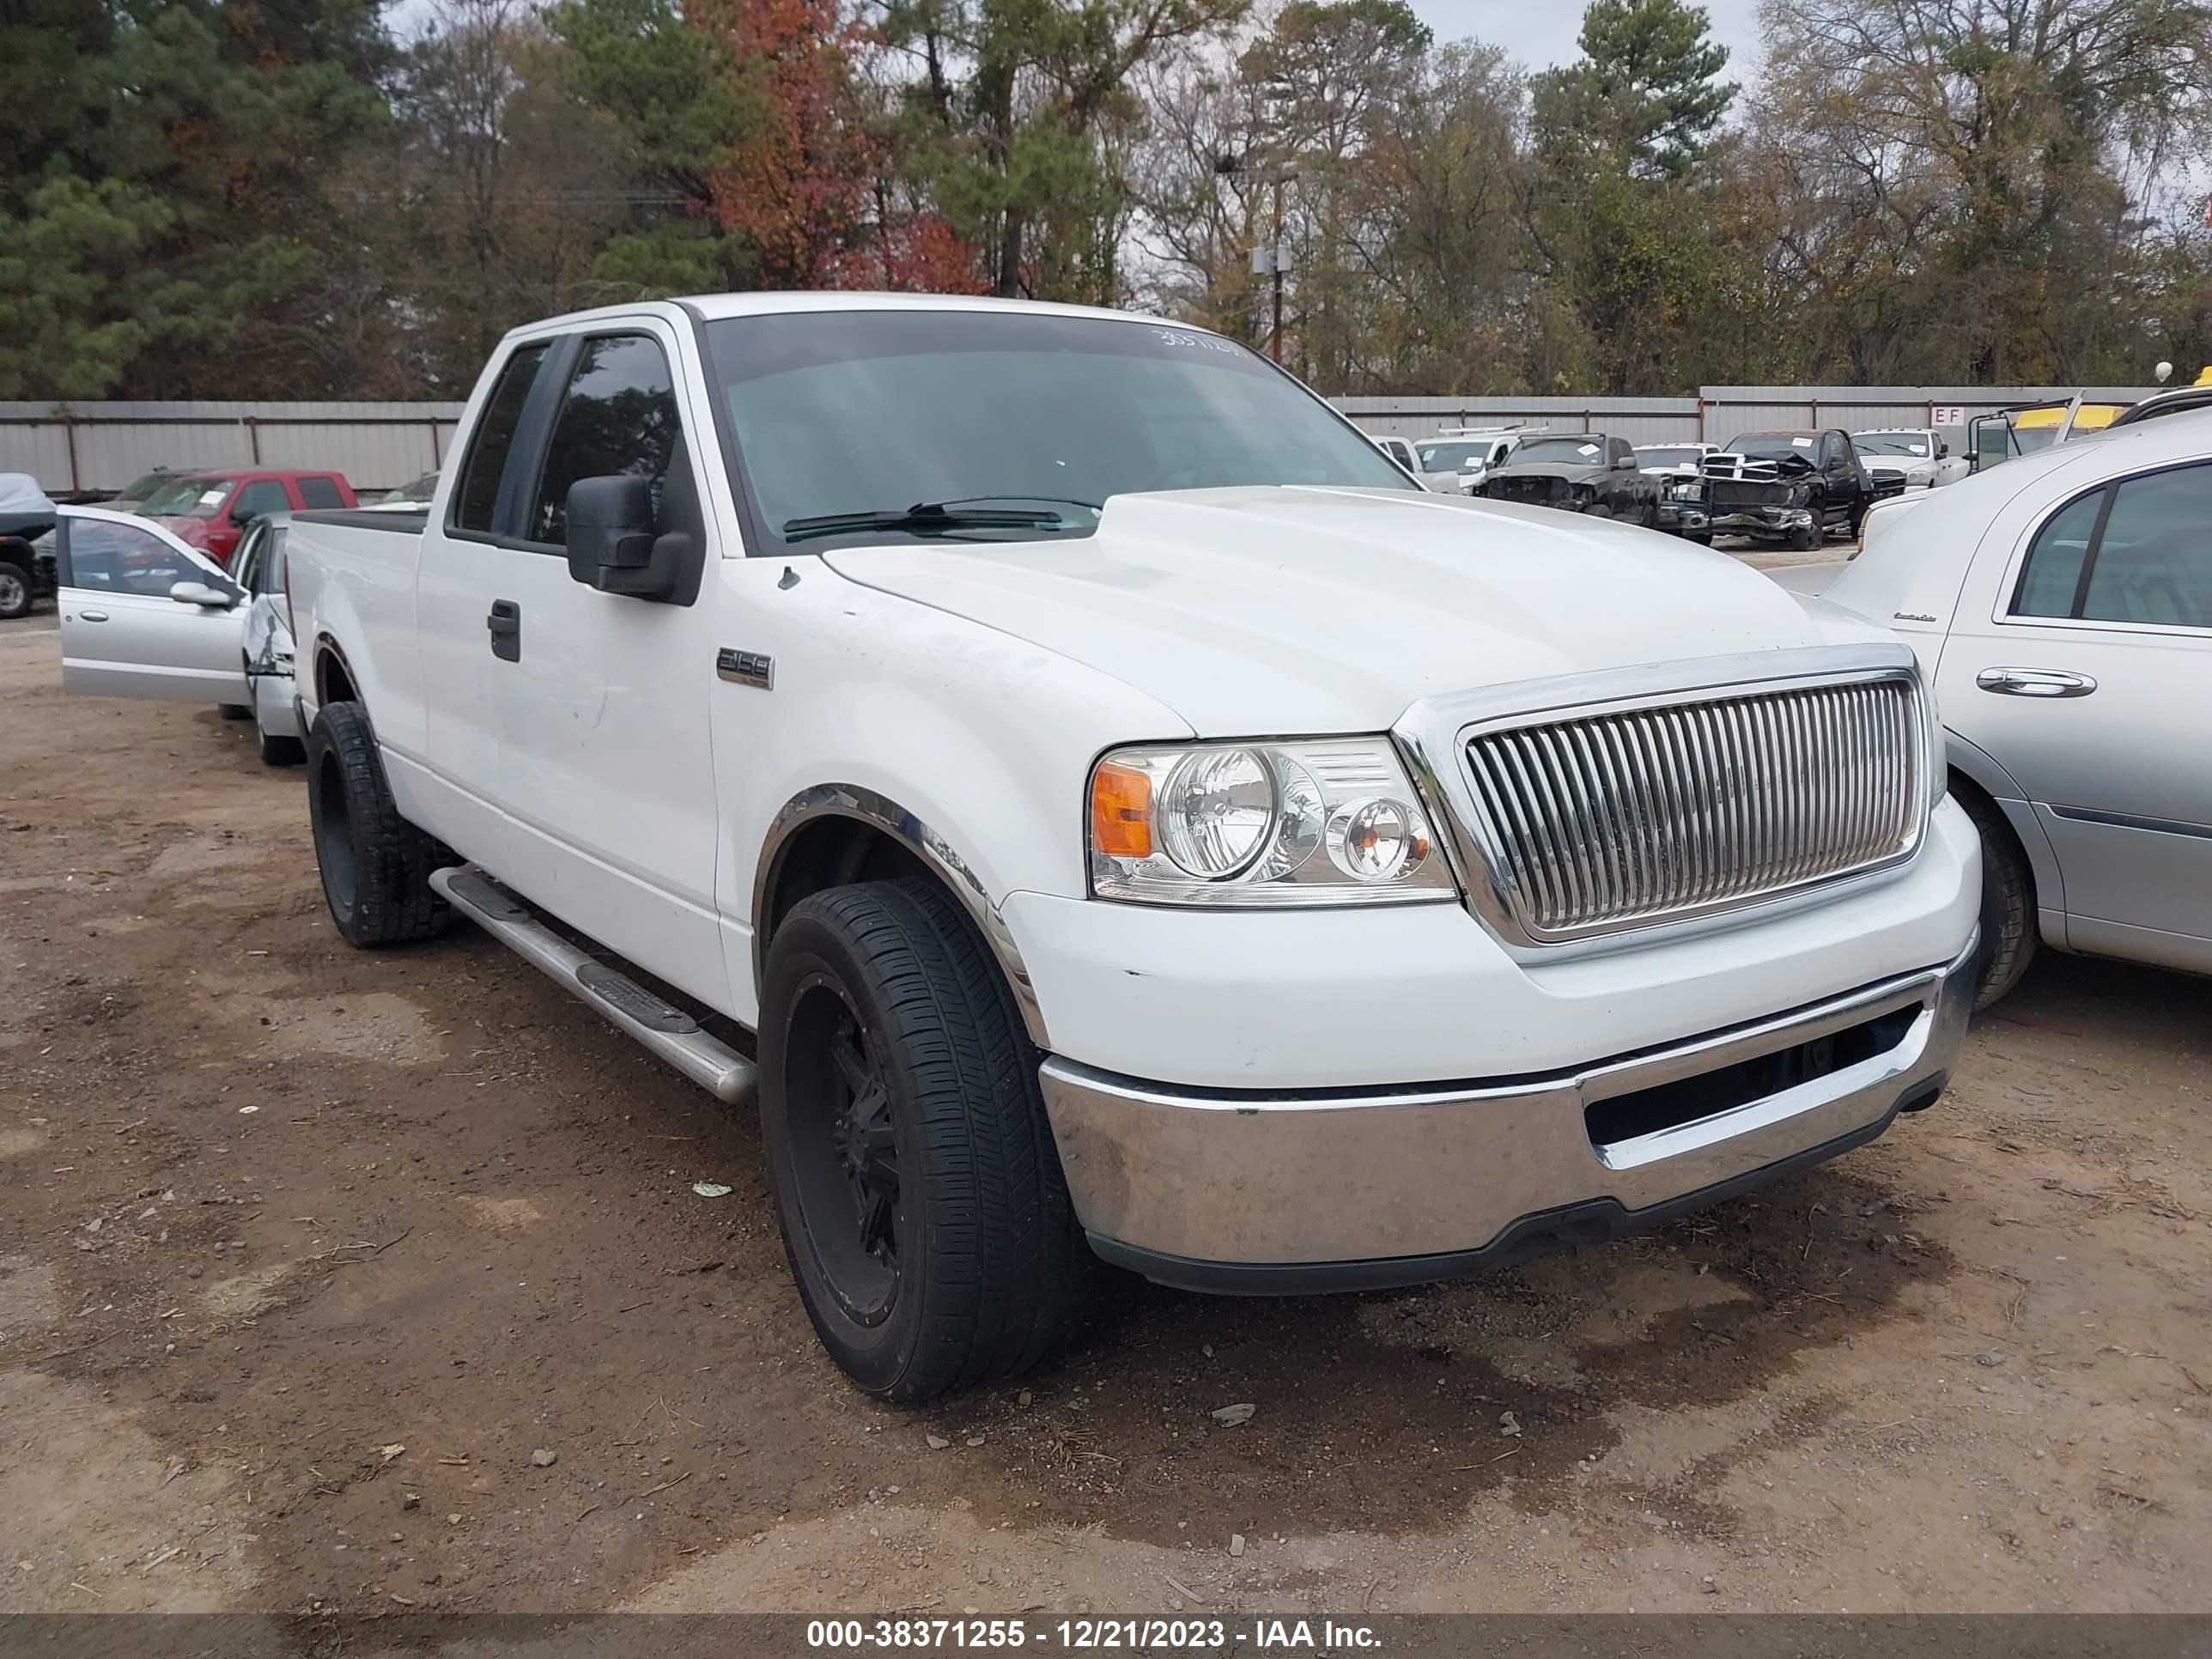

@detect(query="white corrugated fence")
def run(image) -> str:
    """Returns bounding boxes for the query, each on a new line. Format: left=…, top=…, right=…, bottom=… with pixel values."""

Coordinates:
left=0, top=385, right=2166, bottom=496
left=0, top=402, right=466, bottom=497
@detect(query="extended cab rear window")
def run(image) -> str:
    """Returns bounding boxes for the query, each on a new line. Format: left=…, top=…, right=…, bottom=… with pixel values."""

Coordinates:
left=702, top=309, right=1412, bottom=552
left=453, top=343, right=550, bottom=534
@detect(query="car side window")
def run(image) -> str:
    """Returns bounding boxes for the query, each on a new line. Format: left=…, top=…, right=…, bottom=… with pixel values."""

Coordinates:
left=232, top=480, right=289, bottom=523
left=238, top=526, right=286, bottom=596
left=232, top=526, right=262, bottom=592
left=297, top=476, right=345, bottom=509
left=2012, top=490, right=2106, bottom=618
left=2079, top=464, right=2212, bottom=629
left=453, top=343, right=551, bottom=535
left=62, top=520, right=211, bottom=598
left=526, top=333, right=682, bottom=546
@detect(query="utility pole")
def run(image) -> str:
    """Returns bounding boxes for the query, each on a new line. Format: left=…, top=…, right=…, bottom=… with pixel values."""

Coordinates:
left=1269, top=172, right=1287, bottom=363
left=1218, top=151, right=1297, bottom=362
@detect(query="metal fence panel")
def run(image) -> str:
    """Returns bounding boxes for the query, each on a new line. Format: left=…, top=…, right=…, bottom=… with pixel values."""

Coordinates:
left=251, top=420, right=456, bottom=486
left=0, top=422, right=74, bottom=490
left=70, top=421, right=254, bottom=486
left=1336, top=395, right=1704, bottom=447
left=1339, top=386, right=2167, bottom=452
left=0, top=402, right=468, bottom=495
left=1699, top=386, right=2161, bottom=447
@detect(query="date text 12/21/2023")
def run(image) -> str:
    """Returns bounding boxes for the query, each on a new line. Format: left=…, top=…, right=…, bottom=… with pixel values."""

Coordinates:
left=805, top=1617, right=1384, bottom=1650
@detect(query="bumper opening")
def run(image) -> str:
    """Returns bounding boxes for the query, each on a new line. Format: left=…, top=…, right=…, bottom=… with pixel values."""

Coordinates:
left=1585, top=1003, right=1920, bottom=1152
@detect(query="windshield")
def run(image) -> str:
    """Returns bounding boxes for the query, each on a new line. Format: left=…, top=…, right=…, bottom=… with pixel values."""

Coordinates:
left=1851, top=433, right=1931, bottom=458
left=1635, top=447, right=1702, bottom=468
left=703, top=310, right=1412, bottom=549
left=138, top=476, right=233, bottom=518
left=1731, top=434, right=1819, bottom=461
left=1512, top=436, right=1607, bottom=465
left=383, top=472, right=439, bottom=504
left=1415, top=441, right=1489, bottom=471
left=117, top=470, right=173, bottom=501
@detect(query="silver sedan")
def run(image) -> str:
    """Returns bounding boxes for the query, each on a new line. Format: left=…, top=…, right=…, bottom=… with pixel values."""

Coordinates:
left=53, top=504, right=303, bottom=766
left=1824, top=411, right=2212, bottom=1003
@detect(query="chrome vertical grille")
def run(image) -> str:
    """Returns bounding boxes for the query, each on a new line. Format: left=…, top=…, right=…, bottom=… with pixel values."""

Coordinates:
left=1460, top=674, right=1923, bottom=941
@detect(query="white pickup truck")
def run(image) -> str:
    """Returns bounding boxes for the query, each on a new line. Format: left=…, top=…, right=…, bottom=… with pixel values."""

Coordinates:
left=283, top=294, right=1980, bottom=1400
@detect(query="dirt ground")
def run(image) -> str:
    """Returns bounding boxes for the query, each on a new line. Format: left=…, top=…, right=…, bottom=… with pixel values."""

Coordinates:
left=3, top=606, right=2209, bottom=1621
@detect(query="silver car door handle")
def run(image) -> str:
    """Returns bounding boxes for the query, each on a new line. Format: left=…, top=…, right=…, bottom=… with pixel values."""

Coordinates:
left=1977, top=666, right=2098, bottom=698
left=77, top=610, right=109, bottom=623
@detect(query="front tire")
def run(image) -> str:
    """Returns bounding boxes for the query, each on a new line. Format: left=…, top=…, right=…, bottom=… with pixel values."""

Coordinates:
left=258, top=724, right=305, bottom=767
left=304, top=701, right=451, bottom=946
left=1956, top=786, right=2037, bottom=1009
left=759, top=878, right=1089, bottom=1401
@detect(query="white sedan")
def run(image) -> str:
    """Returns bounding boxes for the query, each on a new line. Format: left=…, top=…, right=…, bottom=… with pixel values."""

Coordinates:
left=1824, top=411, right=2212, bottom=1002
left=52, top=504, right=302, bottom=766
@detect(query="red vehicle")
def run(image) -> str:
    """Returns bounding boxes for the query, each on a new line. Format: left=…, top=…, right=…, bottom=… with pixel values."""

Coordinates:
left=134, top=468, right=357, bottom=566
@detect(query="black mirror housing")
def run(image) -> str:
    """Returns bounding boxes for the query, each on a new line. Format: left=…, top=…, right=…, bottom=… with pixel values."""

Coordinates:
left=562, top=438, right=707, bottom=606
left=565, top=474, right=661, bottom=595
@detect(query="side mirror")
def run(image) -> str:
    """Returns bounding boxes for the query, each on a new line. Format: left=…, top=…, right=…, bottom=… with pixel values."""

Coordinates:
left=1937, top=440, right=1950, bottom=458
left=170, top=580, right=232, bottom=608
left=1613, top=454, right=1636, bottom=470
left=565, top=474, right=657, bottom=591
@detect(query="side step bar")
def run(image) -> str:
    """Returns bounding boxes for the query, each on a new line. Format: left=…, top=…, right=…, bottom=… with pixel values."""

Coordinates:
left=431, top=867, right=757, bottom=1107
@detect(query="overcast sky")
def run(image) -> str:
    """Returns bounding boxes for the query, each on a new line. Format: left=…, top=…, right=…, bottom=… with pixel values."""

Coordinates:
left=1407, top=0, right=1765, bottom=72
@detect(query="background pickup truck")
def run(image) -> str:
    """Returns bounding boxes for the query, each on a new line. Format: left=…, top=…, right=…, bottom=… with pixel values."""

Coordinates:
left=1475, top=432, right=1662, bottom=523
left=283, top=294, right=1980, bottom=1400
left=1698, top=428, right=1900, bottom=549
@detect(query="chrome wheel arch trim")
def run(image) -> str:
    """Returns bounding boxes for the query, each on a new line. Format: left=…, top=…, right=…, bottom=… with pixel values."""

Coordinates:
left=751, top=783, right=1050, bottom=1049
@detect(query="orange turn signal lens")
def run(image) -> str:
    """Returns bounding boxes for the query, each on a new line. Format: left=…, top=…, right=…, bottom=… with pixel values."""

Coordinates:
left=1090, top=761, right=1154, bottom=860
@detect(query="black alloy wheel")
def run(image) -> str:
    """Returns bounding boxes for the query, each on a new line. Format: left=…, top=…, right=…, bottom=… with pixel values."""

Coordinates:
left=784, top=975, right=903, bottom=1327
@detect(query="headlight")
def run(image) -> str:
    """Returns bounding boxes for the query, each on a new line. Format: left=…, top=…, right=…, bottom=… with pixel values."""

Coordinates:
left=1089, top=738, right=1456, bottom=907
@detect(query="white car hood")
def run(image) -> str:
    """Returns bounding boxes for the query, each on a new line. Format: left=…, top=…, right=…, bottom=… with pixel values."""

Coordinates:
left=822, top=487, right=1888, bottom=735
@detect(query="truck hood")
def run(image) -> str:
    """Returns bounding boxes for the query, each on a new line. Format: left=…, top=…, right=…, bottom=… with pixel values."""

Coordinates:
left=821, top=486, right=1880, bottom=735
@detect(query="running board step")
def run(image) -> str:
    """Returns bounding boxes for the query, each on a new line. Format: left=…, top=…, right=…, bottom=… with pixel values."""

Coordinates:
left=432, top=867, right=757, bottom=1107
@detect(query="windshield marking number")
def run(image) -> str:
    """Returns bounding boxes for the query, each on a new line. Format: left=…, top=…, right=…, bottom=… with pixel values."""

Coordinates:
left=1152, top=329, right=1239, bottom=356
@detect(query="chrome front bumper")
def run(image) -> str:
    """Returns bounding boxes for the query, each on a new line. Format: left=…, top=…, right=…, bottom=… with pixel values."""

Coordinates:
left=1039, top=933, right=1976, bottom=1293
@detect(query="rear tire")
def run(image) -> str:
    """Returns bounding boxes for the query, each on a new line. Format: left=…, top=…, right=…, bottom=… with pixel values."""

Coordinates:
left=759, top=877, right=1090, bottom=1401
left=1956, top=784, right=2037, bottom=1009
left=258, top=726, right=305, bottom=767
left=305, top=701, right=451, bottom=946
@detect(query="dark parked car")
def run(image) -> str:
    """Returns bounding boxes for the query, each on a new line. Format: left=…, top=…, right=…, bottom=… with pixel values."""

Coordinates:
left=0, top=473, right=59, bottom=620
left=1477, top=433, right=1668, bottom=525
left=1695, top=429, right=1898, bottom=550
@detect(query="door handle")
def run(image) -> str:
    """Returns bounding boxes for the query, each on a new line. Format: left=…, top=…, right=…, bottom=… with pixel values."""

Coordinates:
left=487, top=599, right=520, bottom=662
left=78, top=610, right=109, bottom=623
left=1976, top=666, right=2097, bottom=698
